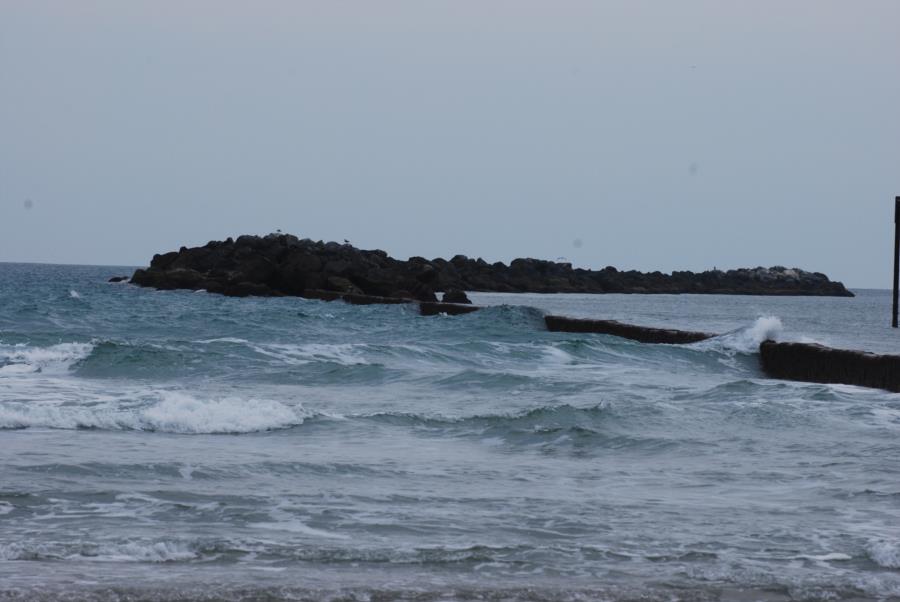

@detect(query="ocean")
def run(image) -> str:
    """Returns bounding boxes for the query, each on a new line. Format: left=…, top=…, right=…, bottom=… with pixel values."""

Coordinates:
left=1, top=262, right=899, bottom=601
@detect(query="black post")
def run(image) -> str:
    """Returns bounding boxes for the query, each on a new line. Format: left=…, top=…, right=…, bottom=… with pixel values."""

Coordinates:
left=893, top=196, right=899, bottom=328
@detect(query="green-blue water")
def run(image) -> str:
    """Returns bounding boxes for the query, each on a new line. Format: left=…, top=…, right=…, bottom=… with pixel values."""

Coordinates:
left=1, top=263, right=899, bottom=601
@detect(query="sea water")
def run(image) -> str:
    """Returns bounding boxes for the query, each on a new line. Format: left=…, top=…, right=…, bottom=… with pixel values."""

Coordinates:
left=1, top=263, right=899, bottom=601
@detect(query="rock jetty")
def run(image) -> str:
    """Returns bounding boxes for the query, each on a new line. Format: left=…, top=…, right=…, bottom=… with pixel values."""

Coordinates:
left=130, top=233, right=854, bottom=299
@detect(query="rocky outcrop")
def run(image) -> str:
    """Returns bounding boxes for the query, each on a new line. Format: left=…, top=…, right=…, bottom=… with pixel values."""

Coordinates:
left=131, top=234, right=440, bottom=302
left=130, top=233, right=854, bottom=299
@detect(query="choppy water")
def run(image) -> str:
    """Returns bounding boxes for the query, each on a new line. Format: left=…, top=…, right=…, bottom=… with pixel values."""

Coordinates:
left=1, top=263, right=899, bottom=602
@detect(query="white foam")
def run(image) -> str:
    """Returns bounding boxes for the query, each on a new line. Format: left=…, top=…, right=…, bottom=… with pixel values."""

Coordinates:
left=196, top=337, right=251, bottom=345
left=0, top=502, right=13, bottom=515
left=0, top=404, right=135, bottom=431
left=868, top=540, right=900, bottom=568
left=0, top=540, right=197, bottom=562
left=0, top=342, right=94, bottom=375
left=79, top=541, right=198, bottom=562
left=256, top=343, right=367, bottom=366
left=0, top=390, right=308, bottom=434
left=542, top=346, right=574, bottom=365
left=797, top=552, right=852, bottom=562
left=69, top=289, right=81, bottom=299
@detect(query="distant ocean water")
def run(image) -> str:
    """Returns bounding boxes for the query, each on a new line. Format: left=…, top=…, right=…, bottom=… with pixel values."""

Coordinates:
left=1, top=262, right=899, bottom=602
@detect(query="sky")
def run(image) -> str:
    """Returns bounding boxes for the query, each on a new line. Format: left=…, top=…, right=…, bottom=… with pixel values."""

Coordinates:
left=1, top=1, right=898, bottom=288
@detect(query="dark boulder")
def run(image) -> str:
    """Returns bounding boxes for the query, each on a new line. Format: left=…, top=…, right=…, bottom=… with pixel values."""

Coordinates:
left=221, top=281, right=277, bottom=297
left=325, top=276, right=363, bottom=295
left=442, top=290, right=472, bottom=304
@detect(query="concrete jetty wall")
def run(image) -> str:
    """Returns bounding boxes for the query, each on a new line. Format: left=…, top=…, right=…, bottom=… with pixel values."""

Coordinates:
left=298, top=289, right=480, bottom=316
left=759, top=340, right=900, bottom=393
left=544, top=315, right=714, bottom=344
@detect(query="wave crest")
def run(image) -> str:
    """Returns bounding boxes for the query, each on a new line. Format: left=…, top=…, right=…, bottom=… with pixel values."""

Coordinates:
left=691, top=316, right=783, bottom=354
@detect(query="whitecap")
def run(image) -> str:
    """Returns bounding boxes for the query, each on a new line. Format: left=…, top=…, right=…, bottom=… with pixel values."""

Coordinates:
left=868, top=540, right=900, bottom=568
left=0, top=404, right=135, bottom=431
left=196, top=337, right=251, bottom=345
left=139, top=391, right=304, bottom=434
left=797, top=552, right=852, bottom=562
left=256, top=342, right=366, bottom=366
left=69, top=290, right=81, bottom=299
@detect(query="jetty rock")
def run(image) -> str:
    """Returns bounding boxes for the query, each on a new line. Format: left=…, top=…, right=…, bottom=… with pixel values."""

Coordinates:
left=130, top=234, right=854, bottom=298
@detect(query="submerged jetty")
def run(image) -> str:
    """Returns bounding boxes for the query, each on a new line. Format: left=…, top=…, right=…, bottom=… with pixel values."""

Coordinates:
left=131, top=233, right=853, bottom=299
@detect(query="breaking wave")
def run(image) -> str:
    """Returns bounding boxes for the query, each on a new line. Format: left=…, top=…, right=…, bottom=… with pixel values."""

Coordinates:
left=0, top=342, right=95, bottom=375
left=0, top=391, right=307, bottom=434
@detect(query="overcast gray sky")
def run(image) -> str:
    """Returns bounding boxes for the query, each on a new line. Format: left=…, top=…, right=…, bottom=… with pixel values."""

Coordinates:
left=2, top=1, right=898, bottom=287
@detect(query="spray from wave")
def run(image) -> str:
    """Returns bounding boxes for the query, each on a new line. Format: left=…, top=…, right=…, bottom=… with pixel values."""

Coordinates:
left=690, top=316, right=783, bottom=354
